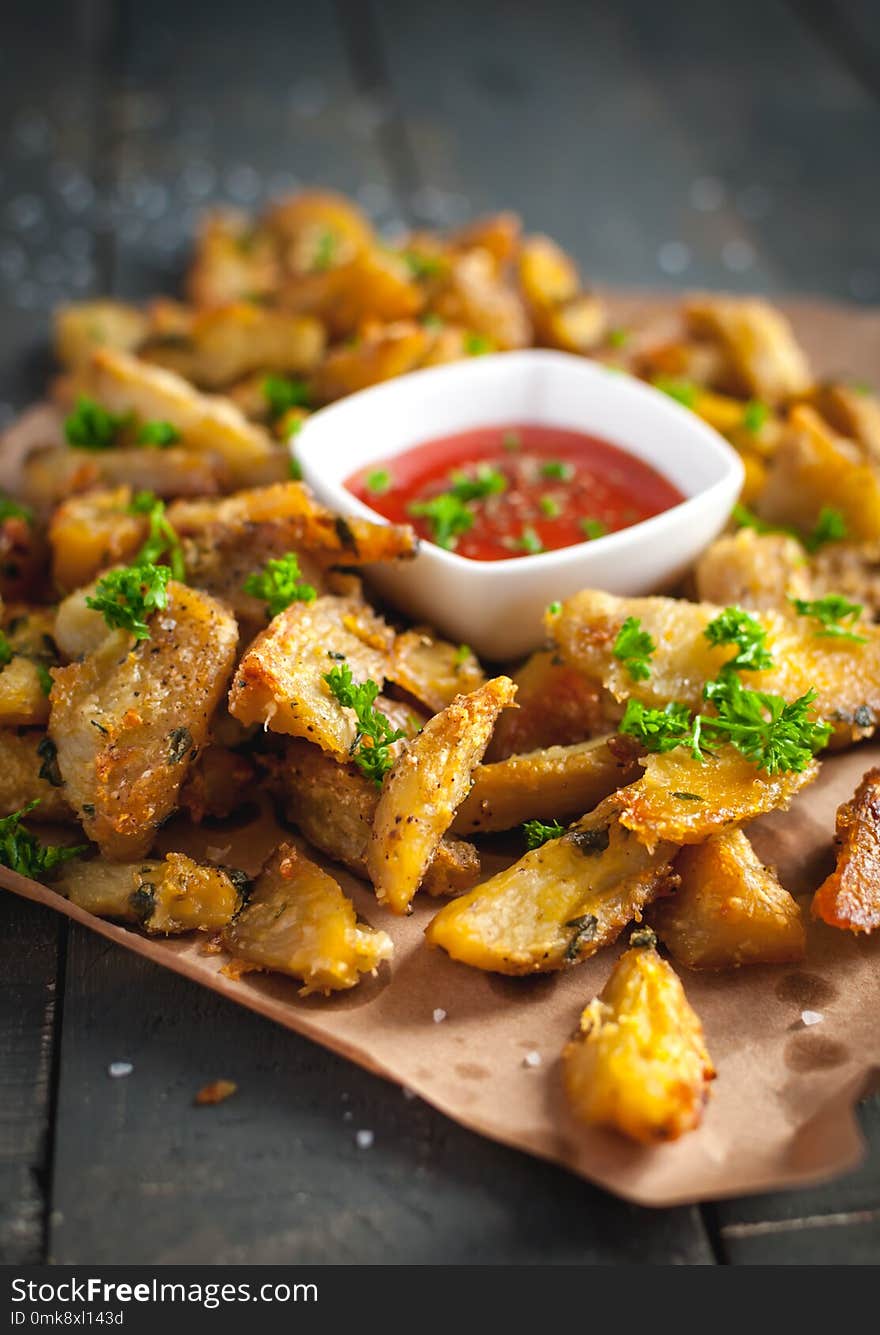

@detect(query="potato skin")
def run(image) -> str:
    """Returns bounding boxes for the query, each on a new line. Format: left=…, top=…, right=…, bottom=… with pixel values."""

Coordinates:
left=0, top=729, right=75, bottom=821
left=563, top=944, right=715, bottom=1144
left=389, top=629, right=485, bottom=714
left=695, top=529, right=810, bottom=615
left=223, top=842, right=392, bottom=995
left=49, top=582, right=238, bottom=860
left=367, top=677, right=516, bottom=914
left=650, top=829, right=805, bottom=968
left=812, top=767, right=880, bottom=934
left=57, top=852, right=245, bottom=932
left=486, top=649, right=605, bottom=761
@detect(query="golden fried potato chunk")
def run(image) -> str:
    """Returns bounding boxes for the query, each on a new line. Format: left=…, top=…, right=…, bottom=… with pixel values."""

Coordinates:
left=426, top=802, right=677, bottom=974
left=262, top=740, right=481, bottom=897
left=451, top=212, right=521, bottom=268
left=178, top=746, right=256, bottom=824
left=22, top=443, right=226, bottom=510
left=563, top=939, right=715, bottom=1143
left=57, top=852, right=246, bottom=932
left=695, top=529, right=810, bottom=615
left=809, top=382, right=880, bottom=464
left=265, top=189, right=374, bottom=268
left=0, top=730, right=75, bottom=821
left=311, top=322, right=431, bottom=402
left=49, top=583, right=238, bottom=860
left=0, top=607, right=59, bottom=727
left=228, top=594, right=394, bottom=754
left=388, top=629, right=485, bottom=713
left=487, top=648, right=605, bottom=761
left=75, top=348, right=277, bottom=486
left=223, top=842, right=392, bottom=995
left=615, top=745, right=817, bottom=849
left=650, top=829, right=805, bottom=968
left=812, top=767, right=880, bottom=934
left=142, top=303, right=325, bottom=388
left=517, top=235, right=606, bottom=353
left=452, top=736, right=643, bottom=835
left=434, top=249, right=531, bottom=349
left=367, top=677, right=516, bottom=914
left=685, top=296, right=811, bottom=402
left=49, top=487, right=147, bottom=591
left=0, top=502, right=45, bottom=603
left=54, top=301, right=147, bottom=368
left=758, top=405, right=880, bottom=542
left=186, top=209, right=280, bottom=308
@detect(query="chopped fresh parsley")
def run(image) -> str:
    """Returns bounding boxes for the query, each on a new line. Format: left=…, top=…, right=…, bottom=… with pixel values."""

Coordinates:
left=704, top=606, right=774, bottom=673
left=448, top=464, right=507, bottom=502
left=402, top=250, right=442, bottom=280
left=580, top=517, right=607, bottom=541
left=421, top=313, right=445, bottom=330
left=408, top=493, right=474, bottom=550
left=515, top=526, right=544, bottom=555
left=502, top=430, right=521, bottom=451
left=366, top=468, right=393, bottom=495
left=464, top=332, right=493, bottom=356
left=653, top=377, right=698, bottom=409
left=312, top=229, right=338, bottom=271
left=323, top=663, right=405, bottom=786
left=136, top=419, right=181, bottom=448
left=804, top=506, right=848, bottom=553
left=64, top=395, right=128, bottom=450
left=85, top=561, right=171, bottom=641
left=0, top=631, right=11, bottom=668
left=613, top=615, right=656, bottom=682
left=523, top=818, right=565, bottom=849
left=539, top=494, right=561, bottom=518
left=731, top=504, right=783, bottom=537
left=262, top=374, right=311, bottom=420
left=790, top=594, right=866, bottom=643
left=608, top=327, right=629, bottom=349
left=540, top=460, right=574, bottom=482
left=288, top=454, right=303, bottom=481
left=701, top=675, right=831, bottom=774
left=547, top=600, right=562, bottom=616
left=619, top=699, right=701, bottom=757
left=741, top=400, right=770, bottom=434
left=0, top=495, right=33, bottom=525
left=35, top=663, right=53, bottom=697
left=453, top=644, right=472, bottom=667
left=128, top=491, right=185, bottom=581
left=672, top=791, right=704, bottom=802
left=243, top=552, right=317, bottom=618
left=0, top=801, right=86, bottom=879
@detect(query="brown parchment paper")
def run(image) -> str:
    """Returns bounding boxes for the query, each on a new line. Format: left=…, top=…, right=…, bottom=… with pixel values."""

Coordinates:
left=2, top=294, right=879, bottom=1208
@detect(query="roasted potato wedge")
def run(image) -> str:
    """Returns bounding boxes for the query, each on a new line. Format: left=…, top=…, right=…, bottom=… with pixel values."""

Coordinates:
left=695, top=529, right=810, bottom=614
left=812, top=766, right=880, bottom=934
left=433, top=249, right=531, bottom=350
left=50, top=582, right=238, bottom=860
left=0, top=607, right=59, bottom=726
left=265, top=189, right=374, bottom=269
left=388, top=629, right=484, bottom=713
left=452, top=736, right=643, bottom=835
left=142, top=303, right=325, bottom=388
left=685, top=295, right=811, bottom=402
left=563, top=939, right=715, bottom=1143
left=311, top=322, right=431, bottom=402
left=228, top=593, right=394, bottom=753
left=49, top=487, right=147, bottom=592
left=486, top=648, right=605, bottom=761
left=650, top=829, right=805, bottom=967
left=186, top=210, right=279, bottom=308
left=178, top=746, right=257, bottom=824
left=0, top=502, right=46, bottom=603
left=54, top=301, right=148, bottom=368
left=807, top=382, right=880, bottom=464
left=426, top=801, right=677, bottom=974
left=367, top=677, right=516, bottom=914
left=0, top=729, right=75, bottom=821
left=223, top=842, right=392, bottom=995
left=57, top=852, right=246, bottom=932
left=22, top=443, right=225, bottom=510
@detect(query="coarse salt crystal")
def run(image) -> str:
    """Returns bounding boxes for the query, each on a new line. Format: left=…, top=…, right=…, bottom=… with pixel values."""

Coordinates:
left=801, top=1010, right=823, bottom=1027
left=355, top=1129, right=374, bottom=1149
left=108, top=1061, right=133, bottom=1079
left=523, top=1050, right=542, bottom=1069
left=432, top=1008, right=447, bottom=1024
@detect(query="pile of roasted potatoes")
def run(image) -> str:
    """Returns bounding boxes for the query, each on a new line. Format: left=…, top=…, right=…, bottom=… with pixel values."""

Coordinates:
left=2, top=189, right=879, bottom=1147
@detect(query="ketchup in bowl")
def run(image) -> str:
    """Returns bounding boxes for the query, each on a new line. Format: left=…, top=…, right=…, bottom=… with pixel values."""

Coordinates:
left=346, top=423, right=683, bottom=561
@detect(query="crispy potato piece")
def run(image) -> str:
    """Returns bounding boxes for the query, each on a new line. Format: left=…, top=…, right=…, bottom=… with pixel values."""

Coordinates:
left=228, top=594, right=394, bottom=753
left=487, top=649, right=605, bottom=761
left=812, top=767, right=880, bottom=934
left=650, top=829, right=805, bottom=967
left=367, top=677, right=516, bottom=913
left=685, top=296, right=812, bottom=402
left=426, top=801, right=677, bottom=974
left=541, top=295, right=607, bottom=355
left=563, top=941, right=714, bottom=1143
left=434, top=249, right=531, bottom=349
left=810, top=539, right=880, bottom=623
left=22, top=444, right=224, bottom=510
left=0, top=729, right=75, bottom=820
left=223, top=842, right=392, bottom=995
left=265, top=190, right=374, bottom=268
left=757, top=405, right=880, bottom=541
left=262, top=740, right=481, bottom=897
left=0, top=507, right=45, bottom=603
left=615, top=745, right=817, bottom=849
left=49, top=487, right=147, bottom=591
left=809, top=382, right=880, bottom=463
left=74, top=348, right=277, bottom=486
left=388, top=629, right=485, bottom=713
left=517, top=236, right=606, bottom=352
left=53, top=583, right=112, bottom=661
left=452, top=736, right=643, bottom=835
left=695, top=529, right=810, bottom=613
left=50, top=582, right=238, bottom=860
left=549, top=588, right=880, bottom=744
left=284, top=251, right=423, bottom=335
left=452, top=212, right=521, bottom=268
left=142, top=303, right=325, bottom=388
left=0, top=607, right=59, bottom=726
left=54, top=301, right=147, bottom=368
left=57, top=852, right=246, bottom=932
left=311, top=322, right=431, bottom=402
left=178, top=746, right=257, bottom=824
left=186, top=210, right=280, bottom=308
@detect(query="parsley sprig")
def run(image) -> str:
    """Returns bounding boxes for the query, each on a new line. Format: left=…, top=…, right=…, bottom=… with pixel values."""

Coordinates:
left=64, top=395, right=129, bottom=450
left=733, top=503, right=848, bottom=554
left=262, top=375, right=311, bottom=421
left=613, top=616, right=656, bottom=682
left=523, top=818, right=565, bottom=848
left=448, top=464, right=507, bottom=502
left=136, top=419, right=181, bottom=448
left=85, top=562, right=171, bottom=642
left=128, top=491, right=185, bottom=581
left=323, top=663, right=405, bottom=786
left=704, top=606, right=774, bottom=673
left=409, top=493, right=474, bottom=550
left=791, top=594, right=867, bottom=643
left=0, top=801, right=86, bottom=879
left=0, top=495, right=33, bottom=524
left=243, top=553, right=317, bottom=618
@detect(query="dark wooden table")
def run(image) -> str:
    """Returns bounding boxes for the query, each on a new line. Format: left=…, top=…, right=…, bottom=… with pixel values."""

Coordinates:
left=2, top=0, right=879, bottom=1266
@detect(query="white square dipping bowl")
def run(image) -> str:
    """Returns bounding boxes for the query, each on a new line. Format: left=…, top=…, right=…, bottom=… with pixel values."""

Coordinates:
left=295, top=350, right=744, bottom=660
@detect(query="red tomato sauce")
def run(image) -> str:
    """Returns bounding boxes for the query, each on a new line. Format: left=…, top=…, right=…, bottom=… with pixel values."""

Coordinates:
left=346, top=423, right=684, bottom=561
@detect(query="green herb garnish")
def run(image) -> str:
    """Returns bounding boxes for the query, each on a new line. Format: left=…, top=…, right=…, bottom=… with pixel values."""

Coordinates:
left=0, top=631, right=12, bottom=668
left=136, top=420, right=181, bottom=448
left=0, top=495, right=33, bottom=525
left=448, top=464, right=507, bottom=502
left=453, top=644, right=472, bottom=667
left=547, top=601, right=562, bottom=616
left=262, top=374, right=311, bottom=420
left=408, top=493, right=474, bottom=550
left=312, top=229, right=337, bottom=271
left=323, top=663, right=405, bottom=786
left=580, top=517, right=607, bottom=541
left=515, top=526, right=544, bottom=555
left=608, top=327, right=629, bottom=349
left=804, top=507, right=848, bottom=553
left=701, top=675, right=830, bottom=774
left=613, top=616, right=656, bottom=682
left=464, top=332, right=493, bottom=356
left=539, top=494, right=561, bottom=518
left=741, top=400, right=770, bottom=434
left=35, top=663, right=53, bottom=697
left=288, top=454, right=303, bottom=481
left=0, top=801, right=85, bottom=879
left=243, top=552, right=317, bottom=618
left=540, top=460, right=574, bottom=482
left=704, top=606, right=774, bottom=673
left=402, top=250, right=441, bottom=280
left=64, top=395, right=128, bottom=450
left=653, top=377, right=698, bottom=408
left=502, top=430, right=521, bottom=451
left=85, top=562, right=171, bottom=641
left=366, top=468, right=393, bottom=495
left=790, top=594, right=866, bottom=643
left=523, top=818, right=565, bottom=849
left=619, top=699, right=702, bottom=757
left=128, top=491, right=185, bottom=581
